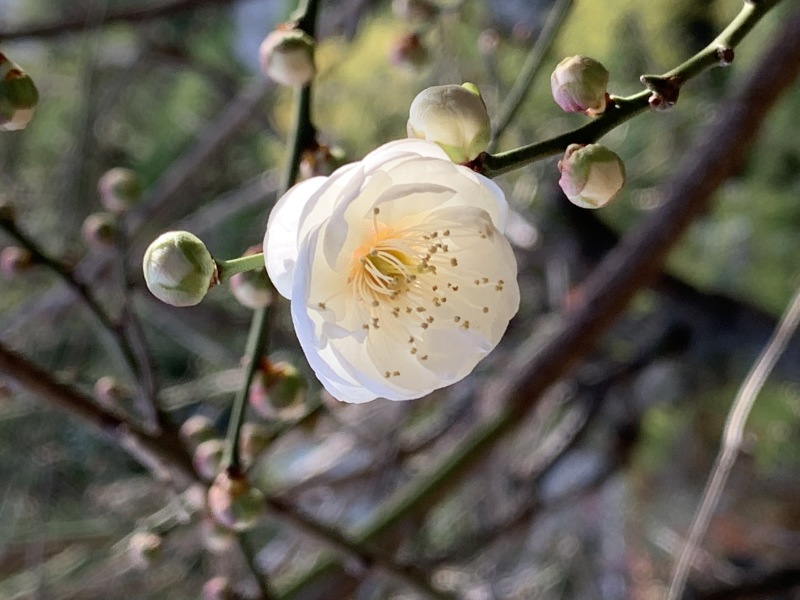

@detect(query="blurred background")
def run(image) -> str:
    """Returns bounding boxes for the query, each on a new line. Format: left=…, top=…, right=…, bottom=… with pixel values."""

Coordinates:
left=1, top=0, right=800, bottom=598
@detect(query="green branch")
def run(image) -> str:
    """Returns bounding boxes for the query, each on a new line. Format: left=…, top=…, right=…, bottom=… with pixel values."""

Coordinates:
left=479, top=0, right=781, bottom=178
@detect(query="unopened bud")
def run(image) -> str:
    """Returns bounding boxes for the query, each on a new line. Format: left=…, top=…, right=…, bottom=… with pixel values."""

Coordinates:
left=0, top=53, right=38, bottom=131
left=192, top=438, right=225, bottom=481
left=551, top=55, right=609, bottom=116
left=98, top=167, right=141, bottom=213
left=249, top=359, right=306, bottom=420
left=259, top=28, right=316, bottom=87
left=229, top=246, right=272, bottom=310
left=179, top=415, right=217, bottom=449
left=143, top=231, right=218, bottom=307
left=239, top=422, right=272, bottom=466
left=558, top=143, right=625, bottom=209
left=128, top=531, right=162, bottom=567
left=299, top=143, right=346, bottom=180
left=389, top=32, right=429, bottom=70
left=207, top=470, right=264, bottom=531
left=202, top=576, right=235, bottom=600
left=0, top=246, right=33, bottom=277
left=407, top=83, right=491, bottom=163
left=82, top=212, right=118, bottom=251
left=392, top=0, right=439, bottom=22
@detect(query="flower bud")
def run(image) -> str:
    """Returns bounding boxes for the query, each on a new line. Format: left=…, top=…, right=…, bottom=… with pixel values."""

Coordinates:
left=98, top=167, right=142, bottom=213
left=192, top=438, right=224, bottom=481
left=207, top=470, right=264, bottom=531
left=550, top=55, right=609, bottom=116
left=389, top=32, right=429, bottom=70
left=0, top=53, right=38, bottom=131
left=239, top=422, right=271, bottom=466
left=81, top=212, right=118, bottom=251
left=202, top=576, right=234, bottom=600
left=407, top=83, right=491, bottom=163
left=229, top=246, right=272, bottom=310
left=143, top=231, right=217, bottom=307
left=0, top=246, right=33, bottom=278
left=557, top=143, right=625, bottom=209
left=249, top=359, right=306, bottom=420
left=259, top=28, right=316, bottom=87
left=392, top=0, right=439, bottom=22
left=128, top=531, right=162, bottom=567
left=180, top=415, right=217, bottom=449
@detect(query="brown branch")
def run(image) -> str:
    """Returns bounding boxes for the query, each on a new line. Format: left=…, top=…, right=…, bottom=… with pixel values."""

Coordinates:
left=0, top=343, right=195, bottom=484
left=0, top=0, right=237, bottom=42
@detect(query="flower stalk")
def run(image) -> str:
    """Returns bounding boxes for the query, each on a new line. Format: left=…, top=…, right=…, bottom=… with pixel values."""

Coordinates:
left=215, top=252, right=265, bottom=282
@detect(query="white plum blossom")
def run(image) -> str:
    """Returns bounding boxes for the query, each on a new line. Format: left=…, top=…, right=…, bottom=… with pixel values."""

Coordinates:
left=264, top=139, right=519, bottom=403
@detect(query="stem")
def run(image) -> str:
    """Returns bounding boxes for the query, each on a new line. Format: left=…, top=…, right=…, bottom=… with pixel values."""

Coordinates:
left=479, top=0, right=781, bottom=178
left=488, top=0, right=575, bottom=150
left=216, top=253, right=266, bottom=282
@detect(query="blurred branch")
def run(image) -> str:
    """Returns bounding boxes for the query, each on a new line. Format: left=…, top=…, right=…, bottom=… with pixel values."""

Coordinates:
left=0, top=0, right=238, bottom=41
left=280, top=4, right=800, bottom=596
left=693, top=566, right=800, bottom=600
left=488, top=0, right=575, bottom=150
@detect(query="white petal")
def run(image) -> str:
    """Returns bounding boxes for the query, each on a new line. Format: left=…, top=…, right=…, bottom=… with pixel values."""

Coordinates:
left=264, top=176, right=327, bottom=298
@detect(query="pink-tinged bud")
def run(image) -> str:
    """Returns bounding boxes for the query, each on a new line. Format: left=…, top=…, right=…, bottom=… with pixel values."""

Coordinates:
left=392, top=0, right=439, bottom=22
left=81, top=212, right=118, bottom=251
left=201, top=514, right=237, bottom=554
left=229, top=246, right=272, bottom=310
left=389, top=32, right=429, bottom=70
left=0, top=53, right=38, bottom=131
left=179, top=415, right=217, bottom=449
left=558, top=143, right=625, bottom=209
left=192, top=439, right=225, bottom=481
left=93, top=375, right=131, bottom=409
left=551, top=55, right=609, bottom=116
left=259, top=28, right=316, bottom=87
left=202, top=576, right=235, bottom=600
left=239, top=422, right=271, bottom=466
left=407, top=83, right=491, bottom=163
left=98, top=167, right=141, bottom=213
left=128, top=531, right=162, bottom=567
left=299, top=143, right=346, bottom=180
left=143, top=231, right=218, bottom=307
left=0, top=246, right=33, bottom=278
left=248, top=359, right=306, bottom=420
left=207, top=470, right=264, bottom=531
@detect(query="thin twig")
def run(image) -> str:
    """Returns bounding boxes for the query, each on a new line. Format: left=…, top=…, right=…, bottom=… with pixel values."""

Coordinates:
left=667, top=281, right=800, bottom=599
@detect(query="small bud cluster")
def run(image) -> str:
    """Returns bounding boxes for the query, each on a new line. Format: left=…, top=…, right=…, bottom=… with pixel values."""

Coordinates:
left=407, top=83, right=491, bottom=163
left=98, top=167, right=142, bottom=213
left=81, top=212, right=118, bottom=251
left=259, top=27, right=316, bottom=87
left=0, top=53, right=38, bottom=131
left=207, top=470, right=265, bottom=531
left=0, top=246, right=33, bottom=278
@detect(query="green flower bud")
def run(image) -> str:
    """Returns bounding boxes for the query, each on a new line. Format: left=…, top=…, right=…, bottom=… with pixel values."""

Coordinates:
left=407, top=83, right=491, bottom=163
left=81, top=212, right=118, bottom=251
left=249, top=359, right=306, bottom=420
left=551, top=55, right=609, bottom=116
left=558, top=143, right=625, bottom=209
left=207, top=471, right=264, bottom=531
left=192, top=439, right=224, bottom=481
left=0, top=53, right=38, bottom=131
left=143, top=231, right=217, bottom=307
left=98, top=167, right=142, bottom=213
left=259, top=28, right=316, bottom=87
